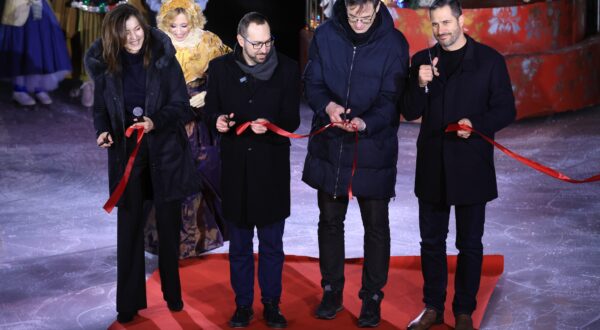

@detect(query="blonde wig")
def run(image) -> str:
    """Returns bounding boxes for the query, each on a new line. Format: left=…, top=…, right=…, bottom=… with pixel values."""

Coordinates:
left=157, top=0, right=206, bottom=32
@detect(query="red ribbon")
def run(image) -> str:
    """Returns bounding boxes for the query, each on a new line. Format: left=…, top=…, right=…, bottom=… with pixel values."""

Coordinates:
left=446, top=124, right=600, bottom=183
left=103, top=126, right=145, bottom=213
left=236, top=121, right=359, bottom=198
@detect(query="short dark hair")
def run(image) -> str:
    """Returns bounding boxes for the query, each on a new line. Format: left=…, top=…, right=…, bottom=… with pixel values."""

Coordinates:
left=237, top=12, right=270, bottom=37
left=344, top=0, right=380, bottom=7
left=430, top=0, right=463, bottom=18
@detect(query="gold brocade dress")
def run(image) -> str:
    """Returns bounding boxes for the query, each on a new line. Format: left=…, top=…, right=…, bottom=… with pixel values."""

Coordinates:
left=145, top=28, right=231, bottom=258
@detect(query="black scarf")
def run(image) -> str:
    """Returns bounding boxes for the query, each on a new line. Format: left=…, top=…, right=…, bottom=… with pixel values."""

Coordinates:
left=235, top=45, right=279, bottom=81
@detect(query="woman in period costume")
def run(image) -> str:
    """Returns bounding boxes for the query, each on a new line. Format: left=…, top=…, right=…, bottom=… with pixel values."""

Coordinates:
left=144, top=0, right=231, bottom=258
left=0, top=0, right=71, bottom=106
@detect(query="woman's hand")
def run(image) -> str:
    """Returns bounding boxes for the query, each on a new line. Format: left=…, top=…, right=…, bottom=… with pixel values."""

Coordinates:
left=190, top=91, right=207, bottom=108
left=97, top=132, right=113, bottom=148
left=132, top=116, right=154, bottom=133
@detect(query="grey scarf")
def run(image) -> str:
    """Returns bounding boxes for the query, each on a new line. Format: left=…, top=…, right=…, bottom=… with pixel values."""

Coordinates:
left=235, top=45, right=278, bottom=81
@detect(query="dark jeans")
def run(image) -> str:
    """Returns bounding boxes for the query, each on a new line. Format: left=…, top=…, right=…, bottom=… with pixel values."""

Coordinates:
left=228, top=219, right=285, bottom=307
left=317, top=190, right=390, bottom=298
left=116, top=139, right=182, bottom=313
left=418, top=200, right=486, bottom=316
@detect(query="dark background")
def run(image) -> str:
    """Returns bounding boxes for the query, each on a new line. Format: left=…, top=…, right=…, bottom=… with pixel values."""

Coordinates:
left=203, top=0, right=306, bottom=61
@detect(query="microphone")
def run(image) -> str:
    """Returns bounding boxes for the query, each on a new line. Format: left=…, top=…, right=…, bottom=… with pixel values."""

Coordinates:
left=133, top=107, right=144, bottom=122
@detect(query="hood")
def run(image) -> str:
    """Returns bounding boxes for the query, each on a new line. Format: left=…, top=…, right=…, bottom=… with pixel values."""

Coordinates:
left=85, top=28, right=176, bottom=80
left=331, top=0, right=395, bottom=43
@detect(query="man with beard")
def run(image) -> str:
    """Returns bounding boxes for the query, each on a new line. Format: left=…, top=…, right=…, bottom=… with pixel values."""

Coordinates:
left=302, top=0, right=409, bottom=327
left=402, top=1, right=515, bottom=329
left=204, top=12, right=300, bottom=329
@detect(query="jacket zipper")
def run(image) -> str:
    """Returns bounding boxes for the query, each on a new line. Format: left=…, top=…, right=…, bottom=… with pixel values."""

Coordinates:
left=333, top=46, right=357, bottom=199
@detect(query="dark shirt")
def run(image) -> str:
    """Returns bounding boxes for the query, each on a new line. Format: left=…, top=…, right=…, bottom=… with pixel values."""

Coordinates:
left=439, top=39, right=467, bottom=79
left=121, top=51, right=146, bottom=124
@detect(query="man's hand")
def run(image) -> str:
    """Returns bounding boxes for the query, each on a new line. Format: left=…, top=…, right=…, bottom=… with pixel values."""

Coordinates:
left=325, top=101, right=350, bottom=128
left=418, top=57, right=439, bottom=88
left=457, top=118, right=472, bottom=139
left=132, top=116, right=154, bottom=133
left=190, top=91, right=207, bottom=108
left=250, top=118, right=270, bottom=134
left=338, top=117, right=365, bottom=132
left=96, top=132, right=113, bottom=148
left=216, top=113, right=235, bottom=133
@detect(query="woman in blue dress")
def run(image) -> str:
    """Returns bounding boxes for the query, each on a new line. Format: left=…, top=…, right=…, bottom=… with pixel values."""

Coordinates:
left=0, top=0, right=71, bottom=106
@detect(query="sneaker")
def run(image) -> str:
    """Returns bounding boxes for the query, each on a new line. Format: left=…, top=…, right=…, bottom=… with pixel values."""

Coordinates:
left=81, top=81, right=94, bottom=107
left=263, top=301, right=287, bottom=328
left=12, top=91, right=36, bottom=106
left=34, top=92, right=52, bottom=105
left=357, top=292, right=383, bottom=328
left=315, top=285, right=343, bottom=320
left=229, top=305, right=254, bottom=328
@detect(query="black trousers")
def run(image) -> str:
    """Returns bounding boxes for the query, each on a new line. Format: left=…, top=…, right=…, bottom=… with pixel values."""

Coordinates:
left=228, top=219, right=285, bottom=307
left=418, top=200, right=486, bottom=316
left=115, top=139, right=182, bottom=313
left=317, top=190, right=390, bottom=298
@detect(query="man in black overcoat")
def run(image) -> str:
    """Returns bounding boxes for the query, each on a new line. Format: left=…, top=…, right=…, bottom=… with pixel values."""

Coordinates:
left=403, top=1, right=515, bottom=329
left=204, top=12, right=300, bottom=329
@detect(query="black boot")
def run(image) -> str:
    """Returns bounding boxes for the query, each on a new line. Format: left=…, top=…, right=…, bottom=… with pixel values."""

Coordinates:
left=357, top=292, right=383, bottom=328
left=167, top=300, right=184, bottom=312
left=263, top=301, right=288, bottom=328
left=229, top=306, right=254, bottom=328
left=116, top=311, right=137, bottom=324
left=315, top=285, right=343, bottom=319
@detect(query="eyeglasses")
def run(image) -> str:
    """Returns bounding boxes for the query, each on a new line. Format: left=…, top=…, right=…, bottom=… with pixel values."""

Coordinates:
left=242, top=35, right=275, bottom=49
left=347, top=5, right=378, bottom=24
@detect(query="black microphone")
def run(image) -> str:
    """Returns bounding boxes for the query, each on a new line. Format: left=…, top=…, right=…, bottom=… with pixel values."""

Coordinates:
left=133, top=107, right=144, bottom=122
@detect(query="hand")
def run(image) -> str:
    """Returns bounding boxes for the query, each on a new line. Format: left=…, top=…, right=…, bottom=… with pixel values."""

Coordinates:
left=250, top=118, right=270, bottom=134
left=185, top=121, right=195, bottom=137
left=96, top=132, right=113, bottom=148
left=418, top=57, right=439, bottom=88
left=190, top=91, right=207, bottom=108
left=350, top=117, right=366, bottom=132
left=325, top=101, right=350, bottom=128
left=457, top=118, right=472, bottom=139
left=216, top=113, right=235, bottom=133
left=132, top=116, right=154, bottom=133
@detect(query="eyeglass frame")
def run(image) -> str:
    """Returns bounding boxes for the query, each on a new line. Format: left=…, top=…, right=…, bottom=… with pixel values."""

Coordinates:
left=241, top=35, right=275, bottom=49
left=346, top=3, right=380, bottom=24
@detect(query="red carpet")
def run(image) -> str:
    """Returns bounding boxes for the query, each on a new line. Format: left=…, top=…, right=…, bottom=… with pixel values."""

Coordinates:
left=109, top=254, right=503, bottom=329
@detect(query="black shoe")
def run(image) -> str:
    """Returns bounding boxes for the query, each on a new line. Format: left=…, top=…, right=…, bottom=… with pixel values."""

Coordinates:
left=263, top=301, right=288, bottom=328
left=116, top=311, right=137, bottom=324
left=357, top=292, right=383, bottom=328
left=229, top=306, right=254, bottom=328
left=315, top=285, right=343, bottom=320
left=168, top=300, right=184, bottom=312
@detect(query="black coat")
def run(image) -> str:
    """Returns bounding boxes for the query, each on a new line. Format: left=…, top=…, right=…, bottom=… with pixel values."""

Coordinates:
left=204, top=51, right=300, bottom=228
left=403, top=36, right=516, bottom=205
left=302, top=1, right=410, bottom=199
left=85, top=28, right=199, bottom=205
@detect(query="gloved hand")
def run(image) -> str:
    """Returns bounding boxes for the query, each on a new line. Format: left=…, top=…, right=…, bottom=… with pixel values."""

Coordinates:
left=190, top=91, right=207, bottom=108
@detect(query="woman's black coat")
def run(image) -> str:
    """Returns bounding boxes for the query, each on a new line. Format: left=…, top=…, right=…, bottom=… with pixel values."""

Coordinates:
left=204, top=51, right=300, bottom=228
left=85, top=28, right=199, bottom=205
left=403, top=36, right=516, bottom=205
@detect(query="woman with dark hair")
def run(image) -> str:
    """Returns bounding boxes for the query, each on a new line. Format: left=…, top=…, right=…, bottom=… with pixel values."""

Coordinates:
left=84, top=4, right=199, bottom=324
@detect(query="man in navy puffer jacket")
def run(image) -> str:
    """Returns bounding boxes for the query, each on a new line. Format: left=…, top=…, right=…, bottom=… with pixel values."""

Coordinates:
left=302, top=0, right=409, bottom=327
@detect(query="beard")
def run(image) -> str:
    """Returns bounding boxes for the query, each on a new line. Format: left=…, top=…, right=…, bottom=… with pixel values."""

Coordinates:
left=436, top=29, right=460, bottom=48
